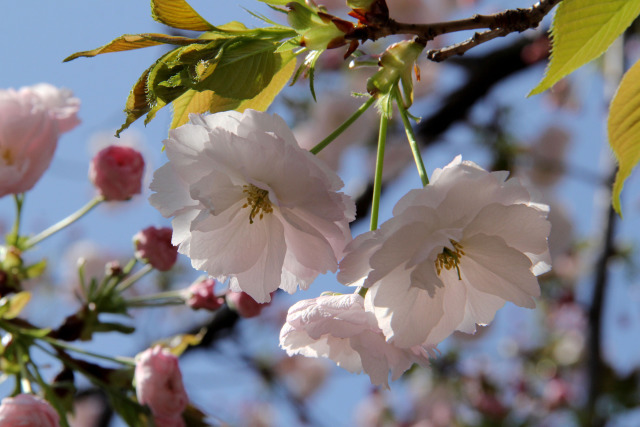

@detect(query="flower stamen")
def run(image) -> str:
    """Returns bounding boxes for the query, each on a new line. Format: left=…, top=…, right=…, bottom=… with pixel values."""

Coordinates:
left=435, top=240, right=465, bottom=280
left=242, top=184, right=273, bottom=224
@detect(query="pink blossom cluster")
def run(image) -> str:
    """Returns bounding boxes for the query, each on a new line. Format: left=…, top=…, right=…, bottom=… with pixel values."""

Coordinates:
left=150, top=110, right=551, bottom=387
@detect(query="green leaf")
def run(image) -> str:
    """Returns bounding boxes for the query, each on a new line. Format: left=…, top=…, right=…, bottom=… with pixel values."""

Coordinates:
left=150, top=0, right=217, bottom=31
left=1, top=291, right=31, bottom=319
left=170, top=51, right=296, bottom=128
left=196, top=39, right=284, bottom=99
left=608, top=58, right=640, bottom=215
left=64, top=34, right=202, bottom=62
left=529, top=0, right=640, bottom=96
left=116, top=65, right=153, bottom=137
left=24, top=259, right=47, bottom=279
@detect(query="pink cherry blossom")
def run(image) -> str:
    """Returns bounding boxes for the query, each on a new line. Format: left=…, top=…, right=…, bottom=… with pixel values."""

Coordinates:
left=339, top=156, right=551, bottom=348
left=21, top=83, right=81, bottom=133
left=0, top=84, right=80, bottom=198
left=184, top=277, right=223, bottom=311
left=135, top=346, right=188, bottom=426
left=133, top=226, right=178, bottom=271
left=280, top=294, right=435, bottom=387
left=0, top=393, right=60, bottom=427
left=149, top=110, right=355, bottom=303
left=89, top=145, right=145, bottom=201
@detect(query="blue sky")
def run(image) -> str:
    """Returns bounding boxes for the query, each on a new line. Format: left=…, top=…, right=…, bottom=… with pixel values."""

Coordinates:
left=3, top=1, right=640, bottom=425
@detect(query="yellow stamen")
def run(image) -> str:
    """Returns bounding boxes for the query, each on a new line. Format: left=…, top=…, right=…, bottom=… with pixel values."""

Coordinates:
left=241, top=184, right=273, bottom=224
left=434, top=240, right=465, bottom=280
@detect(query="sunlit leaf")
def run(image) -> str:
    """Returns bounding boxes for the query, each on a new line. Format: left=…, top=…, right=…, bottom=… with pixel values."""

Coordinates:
left=64, top=34, right=201, bottom=62
left=116, top=66, right=153, bottom=137
left=529, top=0, right=640, bottom=96
left=170, top=51, right=296, bottom=128
left=608, top=58, right=640, bottom=215
left=196, top=40, right=282, bottom=99
left=150, top=0, right=217, bottom=31
left=24, top=259, right=47, bottom=279
left=1, top=292, right=31, bottom=319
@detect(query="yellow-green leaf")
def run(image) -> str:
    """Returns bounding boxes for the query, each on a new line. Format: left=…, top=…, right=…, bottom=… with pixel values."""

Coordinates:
left=2, top=292, right=31, bottom=320
left=116, top=66, right=153, bottom=137
left=608, top=58, right=640, bottom=215
left=170, top=53, right=296, bottom=128
left=64, top=34, right=199, bottom=62
left=150, top=0, right=217, bottom=31
left=529, top=0, right=640, bottom=96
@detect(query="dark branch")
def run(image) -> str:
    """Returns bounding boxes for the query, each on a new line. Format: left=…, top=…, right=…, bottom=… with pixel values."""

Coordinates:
left=346, top=0, right=562, bottom=52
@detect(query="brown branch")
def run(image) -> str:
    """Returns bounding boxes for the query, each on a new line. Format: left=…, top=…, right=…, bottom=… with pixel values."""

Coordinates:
left=347, top=0, right=562, bottom=45
left=426, top=28, right=509, bottom=62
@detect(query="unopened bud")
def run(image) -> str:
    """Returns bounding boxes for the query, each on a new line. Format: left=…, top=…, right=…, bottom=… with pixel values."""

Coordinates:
left=89, top=145, right=145, bottom=201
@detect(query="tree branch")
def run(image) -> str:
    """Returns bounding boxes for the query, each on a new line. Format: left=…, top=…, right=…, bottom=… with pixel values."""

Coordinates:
left=346, top=0, right=562, bottom=54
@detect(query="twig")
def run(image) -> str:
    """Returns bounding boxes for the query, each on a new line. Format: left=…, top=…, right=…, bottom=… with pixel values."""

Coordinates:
left=427, top=28, right=508, bottom=62
left=347, top=0, right=562, bottom=49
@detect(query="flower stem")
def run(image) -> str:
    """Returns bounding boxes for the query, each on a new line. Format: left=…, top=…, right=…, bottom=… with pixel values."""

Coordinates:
left=116, top=264, right=153, bottom=293
left=39, top=336, right=135, bottom=366
left=395, top=89, right=429, bottom=187
left=310, top=96, right=375, bottom=155
left=10, top=194, right=24, bottom=247
left=24, top=196, right=104, bottom=249
left=125, top=290, right=186, bottom=307
left=370, top=112, right=388, bottom=231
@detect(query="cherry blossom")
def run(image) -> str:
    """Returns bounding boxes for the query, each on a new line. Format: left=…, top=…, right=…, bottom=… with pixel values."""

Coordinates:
left=339, top=156, right=551, bottom=348
left=135, top=346, right=188, bottom=427
left=0, top=84, right=80, bottom=198
left=280, top=294, right=435, bottom=387
left=149, top=110, right=355, bottom=303
left=0, top=394, right=60, bottom=427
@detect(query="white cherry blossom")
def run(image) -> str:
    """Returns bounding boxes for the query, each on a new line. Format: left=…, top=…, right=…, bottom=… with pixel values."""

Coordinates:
left=279, top=293, right=435, bottom=388
left=338, top=156, right=551, bottom=348
left=149, top=110, right=355, bottom=303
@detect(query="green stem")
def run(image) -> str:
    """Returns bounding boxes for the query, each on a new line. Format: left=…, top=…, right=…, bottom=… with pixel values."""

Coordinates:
left=10, top=194, right=24, bottom=247
left=116, top=264, right=153, bottom=293
left=357, top=287, right=368, bottom=298
left=24, top=197, right=104, bottom=249
left=125, top=289, right=186, bottom=308
left=310, top=96, right=376, bottom=155
left=39, top=336, right=135, bottom=366
left=16, top=345, right=32, bottom=393
left=370, top=113, right=388, bottom=231
left=395, top=89, right=429, bottom=187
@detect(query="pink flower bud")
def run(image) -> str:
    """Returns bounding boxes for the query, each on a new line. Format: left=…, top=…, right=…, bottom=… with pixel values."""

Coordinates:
left=185, top=278, right=224, bottom=311
left=0, top=83, right=80, bottom=198
left=0, top=394, right=60, bottom=427
left=135, top=346, right=188, bottom=425
left=89, top=145, right=144, bottom=201
left=133, top=226, right=178, bottom=271
left=226, top=291, right=272, bottom=318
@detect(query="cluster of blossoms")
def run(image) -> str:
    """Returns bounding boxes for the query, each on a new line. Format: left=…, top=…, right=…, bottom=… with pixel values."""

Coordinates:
left=150, top=109, right=551, bottom=387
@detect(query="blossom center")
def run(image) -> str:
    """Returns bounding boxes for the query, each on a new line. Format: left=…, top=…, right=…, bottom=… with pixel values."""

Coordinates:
left=434, top=240, right=465, bottom=280
left=1, top=148, right=14, bottom=165
left=242, top=184, right=273, bottom=224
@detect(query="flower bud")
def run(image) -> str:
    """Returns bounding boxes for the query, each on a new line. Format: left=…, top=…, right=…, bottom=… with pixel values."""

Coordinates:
left=184, top=277, right=224, bottom=311
left=133, top=226, right=178, bottom=272
left=0, top=394, right=60, bottom=427
left=367, top=40, right=424, bottom=106
left=226, top=291, right=272, bottom=318
left=135, top=346, right=188, bottom=426
left=89, top=145, right=144, bottom=201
